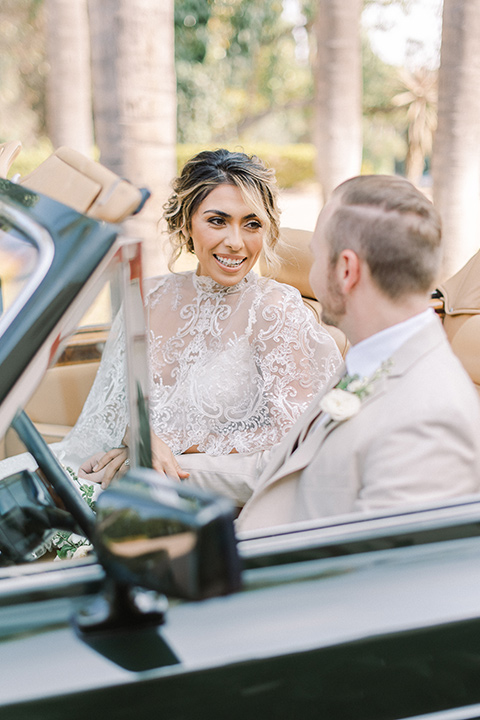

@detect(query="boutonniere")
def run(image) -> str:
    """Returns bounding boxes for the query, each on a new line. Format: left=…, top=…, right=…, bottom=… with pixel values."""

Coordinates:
left=320, top=359, right=393, bottom=424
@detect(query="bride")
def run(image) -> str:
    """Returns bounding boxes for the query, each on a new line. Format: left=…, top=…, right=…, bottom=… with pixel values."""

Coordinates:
left=2, top=149, right=342, bottom=507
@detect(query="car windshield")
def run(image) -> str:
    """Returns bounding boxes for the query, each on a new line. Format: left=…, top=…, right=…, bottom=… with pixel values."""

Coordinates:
left=0, top=200, right=53, bottom=334
left=0, top=226, right=39, bottom=317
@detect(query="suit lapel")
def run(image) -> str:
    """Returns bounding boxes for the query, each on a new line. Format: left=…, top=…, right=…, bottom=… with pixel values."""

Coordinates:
left=242, top=312, right=450, bottom=529
left=266, top=371, right=390, bottom=485
left=260, top=313, right=447, bottom=491
left=261, top=367, right=345, bottom=480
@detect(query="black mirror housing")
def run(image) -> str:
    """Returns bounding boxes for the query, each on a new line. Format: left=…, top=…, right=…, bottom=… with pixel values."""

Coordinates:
left=94, top=469, right=241, bottom=601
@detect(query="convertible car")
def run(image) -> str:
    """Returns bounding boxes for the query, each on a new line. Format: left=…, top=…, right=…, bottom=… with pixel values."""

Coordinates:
left=1, top=150, right=480, bottom=720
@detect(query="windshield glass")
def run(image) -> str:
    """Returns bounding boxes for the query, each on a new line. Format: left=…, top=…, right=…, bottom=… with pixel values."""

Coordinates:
left=0, top=222, right=39, bottom=320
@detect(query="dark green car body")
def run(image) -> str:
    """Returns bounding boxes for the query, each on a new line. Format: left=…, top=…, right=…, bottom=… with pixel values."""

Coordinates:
left=1, top=180, right=480, bottom=720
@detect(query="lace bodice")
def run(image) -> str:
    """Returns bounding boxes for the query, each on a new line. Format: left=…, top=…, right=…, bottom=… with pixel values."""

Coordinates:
left=144, top=271, right=341, bottom=455
left=0, top=270, right=342, bottom=478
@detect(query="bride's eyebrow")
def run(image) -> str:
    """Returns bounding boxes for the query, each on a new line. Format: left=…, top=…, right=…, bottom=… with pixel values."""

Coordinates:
left=203, top=209, right=230, bottom=216
left=203, top=209, right=259, bottom=220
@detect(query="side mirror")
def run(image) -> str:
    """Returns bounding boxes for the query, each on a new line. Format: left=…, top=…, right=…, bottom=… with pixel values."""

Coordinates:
left=0, top=470, right=79, bottom=564
left=94, top=469, right=241, bottom=601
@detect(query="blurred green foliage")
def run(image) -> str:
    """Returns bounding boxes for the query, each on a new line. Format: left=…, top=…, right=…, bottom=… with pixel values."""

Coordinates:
left=0, top=0, right=46, bottom=144
left=175, top=0, right=312, bottom=145
left=2, top=0, right=427, bottom=184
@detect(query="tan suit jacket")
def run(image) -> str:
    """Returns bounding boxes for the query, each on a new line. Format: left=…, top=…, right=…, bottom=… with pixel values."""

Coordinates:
left=237, top=315, right=480, bottom=532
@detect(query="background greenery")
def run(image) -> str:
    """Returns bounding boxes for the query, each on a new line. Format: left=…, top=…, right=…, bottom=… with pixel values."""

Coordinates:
left=2, top=0, right=434, bottom=184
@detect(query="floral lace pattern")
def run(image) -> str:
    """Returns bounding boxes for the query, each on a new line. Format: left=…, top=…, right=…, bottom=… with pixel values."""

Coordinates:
left=144, top=271, right=342, bottom=455
left=0, top=270, right=342, bottom=478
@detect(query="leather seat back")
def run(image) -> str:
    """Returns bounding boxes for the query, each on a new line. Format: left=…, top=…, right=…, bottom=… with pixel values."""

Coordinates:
left=436, top=250, right=480, bottom=396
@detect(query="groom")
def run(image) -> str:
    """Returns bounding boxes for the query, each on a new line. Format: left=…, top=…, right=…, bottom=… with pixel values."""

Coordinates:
left=236, top=174, right=480, bottom=532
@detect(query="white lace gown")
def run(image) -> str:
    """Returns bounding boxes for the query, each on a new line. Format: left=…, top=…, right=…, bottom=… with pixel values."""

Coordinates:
left=0, top=270, right=342, bottom=481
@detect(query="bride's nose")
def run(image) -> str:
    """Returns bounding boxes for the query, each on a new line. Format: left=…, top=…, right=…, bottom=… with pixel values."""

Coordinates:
left=224, top=225, right=244, bottom=251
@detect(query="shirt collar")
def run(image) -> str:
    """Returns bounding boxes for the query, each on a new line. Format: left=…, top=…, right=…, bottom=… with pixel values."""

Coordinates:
left=345, top=308, right=435, bottom=379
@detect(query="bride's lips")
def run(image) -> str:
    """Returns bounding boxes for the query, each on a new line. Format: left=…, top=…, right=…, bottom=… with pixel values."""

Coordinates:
left=213, top=254, right=247, bottom=270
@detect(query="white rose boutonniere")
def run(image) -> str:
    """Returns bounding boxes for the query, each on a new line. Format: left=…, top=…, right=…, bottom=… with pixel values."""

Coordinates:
left=320, top=388, right=362, bottom=422
left=320, top=359, right=393, bottom=425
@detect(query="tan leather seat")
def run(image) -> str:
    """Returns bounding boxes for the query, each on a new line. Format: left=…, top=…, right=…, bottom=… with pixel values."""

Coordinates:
left=260, top=227, right=350, bottom=357
left=18, top=146, right=149, bottom=222
left=435, top=251, right=480, bottom=396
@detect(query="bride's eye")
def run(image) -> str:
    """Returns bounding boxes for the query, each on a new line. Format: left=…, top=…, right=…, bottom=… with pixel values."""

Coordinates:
left=208, top=216, right=225, bottom=226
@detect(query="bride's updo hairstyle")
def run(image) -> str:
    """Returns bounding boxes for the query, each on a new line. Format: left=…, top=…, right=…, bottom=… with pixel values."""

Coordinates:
left=163, top=148, right=281, bottom=272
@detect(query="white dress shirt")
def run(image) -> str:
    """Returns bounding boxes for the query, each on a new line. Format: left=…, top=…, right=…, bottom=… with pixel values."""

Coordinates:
left=345, top=308, right=435, bottom=379
left=311, top=309, right=436, bottom=432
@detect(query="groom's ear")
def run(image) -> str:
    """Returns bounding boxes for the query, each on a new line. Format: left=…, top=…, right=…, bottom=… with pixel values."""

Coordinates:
left=335, top=249, right=361, bottom=293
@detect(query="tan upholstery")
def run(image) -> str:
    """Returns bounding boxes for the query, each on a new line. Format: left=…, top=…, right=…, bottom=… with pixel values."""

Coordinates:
left=24, top=362, right=100, bottom=427
left=0, top=141, right=22, bottom=179
left=18, top=146, right=147, bottom=222
left=260, top=227, right=350, bottom=358
left=3, top=360, right=101, bottom=459
left=435, top=250, right=480, bottom=396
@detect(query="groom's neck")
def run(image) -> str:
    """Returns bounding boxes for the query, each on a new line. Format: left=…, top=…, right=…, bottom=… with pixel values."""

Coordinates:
left=341, top=288, right=430, bottom=346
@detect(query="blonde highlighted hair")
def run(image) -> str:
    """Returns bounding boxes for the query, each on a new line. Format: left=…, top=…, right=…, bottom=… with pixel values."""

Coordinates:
left=163, top=149, right=281, bottom=272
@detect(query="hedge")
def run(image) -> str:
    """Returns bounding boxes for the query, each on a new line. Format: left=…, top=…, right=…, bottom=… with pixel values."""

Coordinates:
left=8, top=140, right=317, bottom=190
left=177, top=142, right=316, bottom=189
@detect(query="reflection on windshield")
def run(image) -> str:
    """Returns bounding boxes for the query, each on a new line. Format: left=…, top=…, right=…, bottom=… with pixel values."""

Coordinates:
left=0, top=224, right=38, bottom=319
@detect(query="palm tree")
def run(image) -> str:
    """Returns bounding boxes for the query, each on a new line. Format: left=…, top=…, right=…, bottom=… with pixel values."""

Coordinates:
left=392, top=68, right=437, bottom=185
left=432, top=0, right=480, bottom=279
left=88, top=0, right=177, bottom=275
left=45, top=0, right=94, bottom=155
left=313, top=0, right=363, bottom=201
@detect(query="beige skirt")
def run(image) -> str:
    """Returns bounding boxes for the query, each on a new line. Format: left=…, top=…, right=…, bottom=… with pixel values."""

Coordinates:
left=178, top=449, right=272, bottom=507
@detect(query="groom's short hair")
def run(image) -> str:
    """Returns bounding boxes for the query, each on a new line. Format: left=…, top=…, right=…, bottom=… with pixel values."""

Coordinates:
left=325, top=175, right=442, bottom=300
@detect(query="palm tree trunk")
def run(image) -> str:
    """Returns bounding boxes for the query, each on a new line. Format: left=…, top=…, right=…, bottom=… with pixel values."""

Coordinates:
left=88, top=0, right=177, bottom=275
left=313, top=0, right=363, bottom=202
left=45, top=0, right=94, bottom=155
left=432, top=0, right=480, bottom=280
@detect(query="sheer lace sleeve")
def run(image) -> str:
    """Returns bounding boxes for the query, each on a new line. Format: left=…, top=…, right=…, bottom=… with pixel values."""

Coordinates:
left=53, top=308, right=128, bottom=468
left=226, top=278, right=342, bottom=452
left=145, top=271, right=342, bottom=456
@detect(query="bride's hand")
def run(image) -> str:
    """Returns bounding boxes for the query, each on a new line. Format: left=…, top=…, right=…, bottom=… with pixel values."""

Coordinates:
left=151, top=433, right=189, bottom=481
left=78, top=447, right=128, bottom=489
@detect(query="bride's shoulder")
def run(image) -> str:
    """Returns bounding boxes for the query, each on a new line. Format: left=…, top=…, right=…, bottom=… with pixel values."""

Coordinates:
left=143, top=271, right=191, bottom=298
left=256, top=274, right=303, bottom=306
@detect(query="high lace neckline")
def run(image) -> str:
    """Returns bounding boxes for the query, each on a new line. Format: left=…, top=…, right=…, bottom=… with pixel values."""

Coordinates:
left=192, top=269, right=256, bottom=295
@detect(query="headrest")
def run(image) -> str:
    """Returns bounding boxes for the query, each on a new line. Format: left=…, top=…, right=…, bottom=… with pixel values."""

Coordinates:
left=437, top=249, right=480, bottom=316
left=18, top=146, right=150, bottom=223
left=260, top=227, right=315, bottom=299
